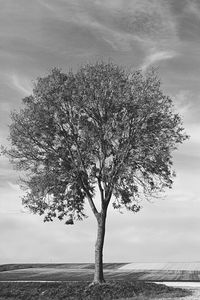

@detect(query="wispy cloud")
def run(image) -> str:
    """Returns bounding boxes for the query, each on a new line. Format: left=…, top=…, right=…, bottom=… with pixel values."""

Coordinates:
left=174, top=90, right=192, bottom=120
left=10, top=74, right=32, bottom=96
left=141, top=50, right=177, bottom=71
left=37, top=0, right=178, bottom=53
left=174, top=90, right=200, bottom=124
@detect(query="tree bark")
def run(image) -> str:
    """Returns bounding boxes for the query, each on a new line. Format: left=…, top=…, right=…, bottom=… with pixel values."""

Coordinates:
left=93, top=210, right=107, bottom=284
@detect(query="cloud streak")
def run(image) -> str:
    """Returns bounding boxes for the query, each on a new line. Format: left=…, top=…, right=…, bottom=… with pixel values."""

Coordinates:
left=10, top=74, right=32, bottom=96
left=37, top=0, right=178, bottom=54
left=141, top=50, right=177, bottom=70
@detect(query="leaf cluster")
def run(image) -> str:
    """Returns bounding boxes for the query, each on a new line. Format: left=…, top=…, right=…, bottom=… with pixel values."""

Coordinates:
left=2, top=62, right=188, bottom=222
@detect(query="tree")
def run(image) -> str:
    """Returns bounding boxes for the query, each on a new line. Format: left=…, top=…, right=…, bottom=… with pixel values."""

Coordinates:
left=2, top=62, right=188, bottom=284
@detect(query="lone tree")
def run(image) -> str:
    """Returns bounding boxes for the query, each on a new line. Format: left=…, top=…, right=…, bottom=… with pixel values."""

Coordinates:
left=3, top=62, right=188, bottom=283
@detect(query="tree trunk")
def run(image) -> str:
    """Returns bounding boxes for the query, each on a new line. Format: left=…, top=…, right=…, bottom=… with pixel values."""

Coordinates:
left=93, top=210, right=107, bottom=284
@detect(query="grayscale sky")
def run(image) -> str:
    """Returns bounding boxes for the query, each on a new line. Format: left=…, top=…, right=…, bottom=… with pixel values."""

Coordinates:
left=0, top=0, right=200, bottom=264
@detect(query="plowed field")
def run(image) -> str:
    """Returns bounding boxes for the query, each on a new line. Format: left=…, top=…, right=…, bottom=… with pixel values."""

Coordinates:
left=0, top=262, right=200, bottom=282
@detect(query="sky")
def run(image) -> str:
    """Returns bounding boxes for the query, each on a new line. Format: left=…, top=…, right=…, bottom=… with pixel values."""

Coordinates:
left=1, top=0, right=200, bottom=264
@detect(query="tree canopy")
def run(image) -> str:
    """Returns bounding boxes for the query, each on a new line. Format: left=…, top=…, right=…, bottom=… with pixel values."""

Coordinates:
left=4, top=62, right=188, bottom=224
left=2, top=61, right=189, bottom=283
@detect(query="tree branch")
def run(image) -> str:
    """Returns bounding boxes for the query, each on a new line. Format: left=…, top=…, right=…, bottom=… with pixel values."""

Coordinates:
left=97, top=176, right=104, bottom=205
left=86, top=193, right=99, bottom=218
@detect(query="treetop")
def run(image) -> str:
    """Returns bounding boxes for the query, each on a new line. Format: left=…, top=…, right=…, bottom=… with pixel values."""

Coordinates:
left=2, top=62, right=189, bottom=223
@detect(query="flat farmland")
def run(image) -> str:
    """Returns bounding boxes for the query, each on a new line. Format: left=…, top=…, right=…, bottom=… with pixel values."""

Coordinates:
left=120, top=262, right=200, bottom=281
left=120, top=262, right=200, bottom=271
left=0, top=264, right=144, bottom=282
left=1, top=262, right=200, bottom=282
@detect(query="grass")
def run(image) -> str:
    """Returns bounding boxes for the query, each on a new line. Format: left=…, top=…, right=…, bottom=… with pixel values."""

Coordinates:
left=0, top=280, right=192, bottom=300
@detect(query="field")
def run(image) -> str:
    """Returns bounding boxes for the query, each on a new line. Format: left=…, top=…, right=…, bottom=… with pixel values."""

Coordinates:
left=121, top=262, right=200, bottom=281
left=0, top=262, right=200, bottom=282
left=0, top=263, right=196, bottom=299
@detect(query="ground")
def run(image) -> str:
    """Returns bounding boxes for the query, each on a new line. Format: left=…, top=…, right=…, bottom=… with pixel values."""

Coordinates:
left=0, top=263, right=199, bottom=299
left=0, top=281, right=191, bottom=299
